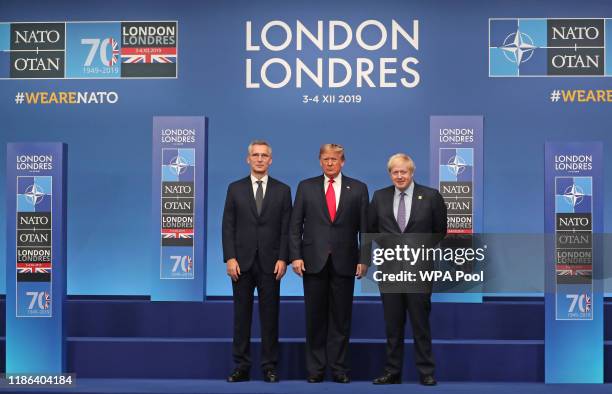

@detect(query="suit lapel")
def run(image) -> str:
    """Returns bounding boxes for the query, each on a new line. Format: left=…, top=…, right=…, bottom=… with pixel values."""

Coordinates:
left=243, top=176, right=258, bottom=218
left=385, top=186, right=402, bottom=233
left=259, top=177, right=273, bottom=216
left=334, top=176, right=349, bottom=221
left=318, top=175, right=332, bottom=223
left=405, top=183, right=422, bottom=232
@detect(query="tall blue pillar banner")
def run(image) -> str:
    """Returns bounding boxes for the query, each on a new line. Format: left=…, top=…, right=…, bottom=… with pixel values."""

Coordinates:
left=152, top=116, right=207, bottom=301
left=429, top=116, right=483, bottom=303
left=544, top=142, right=603, bottom=383
left=6, top=143, right=66, bottom=373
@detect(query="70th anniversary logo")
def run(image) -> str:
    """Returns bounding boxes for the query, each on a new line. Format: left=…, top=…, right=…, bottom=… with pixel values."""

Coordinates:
left=0, top=21, right=177, bottom=79
left=489, top=18, right=612, bottom=77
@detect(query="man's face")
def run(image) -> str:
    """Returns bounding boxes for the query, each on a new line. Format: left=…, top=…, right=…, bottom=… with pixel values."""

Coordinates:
left=247, top=144, right=272, bottom=175
left=389, top=161, right=413, bottom=191
left=319, top=150, right=344, bottom=178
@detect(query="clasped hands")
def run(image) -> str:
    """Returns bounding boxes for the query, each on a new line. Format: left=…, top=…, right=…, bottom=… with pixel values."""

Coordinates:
left=291, top=259, right=368, bottom=279
left=226, top=258, right=287, bottom=281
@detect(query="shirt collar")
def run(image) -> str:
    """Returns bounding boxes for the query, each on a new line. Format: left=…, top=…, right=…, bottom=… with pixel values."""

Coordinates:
left=251, top=174, right=268, bottom=185
left=395, top=181, right=414, bottom=197
left=324, top=172, right=342, bottom=183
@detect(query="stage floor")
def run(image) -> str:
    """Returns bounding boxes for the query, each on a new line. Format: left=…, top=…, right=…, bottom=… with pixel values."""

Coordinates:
left=0, top=380, right=610, bottom=394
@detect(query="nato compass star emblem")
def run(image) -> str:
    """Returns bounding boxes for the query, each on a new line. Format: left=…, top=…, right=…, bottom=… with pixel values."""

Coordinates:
left=24, top=184, right=45, bottom=205
left=169, top=156, right=188, bottom=175
left=563, top=184, right=584, bottom=208
left=447, top=155, right=467, bottom=176
left=501, top=30, right=536, bottom=65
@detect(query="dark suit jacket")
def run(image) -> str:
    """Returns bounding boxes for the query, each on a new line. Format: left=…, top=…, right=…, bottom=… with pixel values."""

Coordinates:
left=369, top=183, right=447, bottom=236
left=368, top=183, right=447, bottom=292
left=222, top=176, right=292, bottom=274
left=289, top=174, right=368, bottom=276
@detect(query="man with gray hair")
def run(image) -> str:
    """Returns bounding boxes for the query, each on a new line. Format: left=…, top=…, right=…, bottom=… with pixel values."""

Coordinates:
left=222, top=140, right=292, bottom=383
left=369, top=153, right=447, bottom=386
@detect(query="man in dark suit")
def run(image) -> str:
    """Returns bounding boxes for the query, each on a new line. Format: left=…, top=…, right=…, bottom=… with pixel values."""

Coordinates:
left=222, top=140, right=292, bottom=383
left=369, top=153, right=447, bottom=386
left=289, top=143, right=369, bottom=383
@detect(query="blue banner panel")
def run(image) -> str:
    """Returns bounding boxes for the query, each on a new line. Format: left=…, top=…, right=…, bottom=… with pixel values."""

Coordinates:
left=544, top=142, right=603, bottom=383
left=0, top=20, right=177, bottom=79
left=430, top=116, right=483, bottom=303
left=490, top=18, right=607, bottom=77
left=151, top=117, right=207, bottom=301
left=6, top=143, right=66, bottom=373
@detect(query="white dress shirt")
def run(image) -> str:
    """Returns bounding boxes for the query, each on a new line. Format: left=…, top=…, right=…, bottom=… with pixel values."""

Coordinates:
left=324, top=172, right=342, bottom=209
left=251, top=174, right=268, bottom=198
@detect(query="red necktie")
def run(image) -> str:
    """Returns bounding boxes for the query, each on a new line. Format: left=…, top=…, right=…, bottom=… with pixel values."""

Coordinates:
left=326, top=178, right=336, bottom=222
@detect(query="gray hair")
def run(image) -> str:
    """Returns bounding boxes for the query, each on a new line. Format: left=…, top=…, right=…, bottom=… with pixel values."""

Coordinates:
left=247, top=140, right=272, bottom=155
left=387, top=153, right=415, bottom=173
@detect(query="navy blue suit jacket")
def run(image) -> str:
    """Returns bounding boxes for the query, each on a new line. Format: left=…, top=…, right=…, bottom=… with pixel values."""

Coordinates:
left=222, top=176, right=292, bottom=273
left=289, top=174, right=368, bottom=276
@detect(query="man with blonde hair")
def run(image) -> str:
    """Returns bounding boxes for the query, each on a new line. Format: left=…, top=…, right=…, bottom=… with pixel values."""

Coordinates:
left=290, top=143, right=369, bottom=383
left=369, top=153, right=447, bottom=386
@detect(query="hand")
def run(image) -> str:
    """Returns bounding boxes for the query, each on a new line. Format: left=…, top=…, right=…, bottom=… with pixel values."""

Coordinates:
left=292, top=259, right=306, bottom=277
left=355, top=263, right=368, bottom=279
left=226, top=258, right=240, bottom=281
left=274, top=260, right=287, bottom=280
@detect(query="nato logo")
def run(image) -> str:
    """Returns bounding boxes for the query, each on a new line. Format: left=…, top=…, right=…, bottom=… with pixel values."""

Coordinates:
left=489, top=19, right=547, bottom=76
left=169, top=156, right=189, bottom=175
left=555, top=177, right=591, bottom=214
left=162, top=148, right=194, bottom=182
left=439, top=148, right=473, bottom=182
left=17, top=176, right=52, bottom=213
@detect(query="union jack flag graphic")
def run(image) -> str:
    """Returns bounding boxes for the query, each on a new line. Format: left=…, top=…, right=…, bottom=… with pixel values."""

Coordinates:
left=161, top=229, right=193, bottom=239
left=107, top=38, right=120, bottom=66
left=121, top=47, right=177, bottom=64
left=17, top=262, right=52, bottom=274
left=44, top=292, right=50, bottom=309
left=584, top=293, right=592, bottom=312
left=556, top=264, right=592, bottom=277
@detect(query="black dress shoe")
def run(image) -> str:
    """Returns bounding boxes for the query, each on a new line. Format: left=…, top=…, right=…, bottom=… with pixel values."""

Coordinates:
left=307, top=374, right=324, bottom=383
left=419, top=375, right=437, bottom=386
left=332, top=373, right=350, bottom=383
left=373, top=371, right=401, bottom=385
left=226, top=369, right=250, bottom=382
left=263, top=369, right=279, bottom=383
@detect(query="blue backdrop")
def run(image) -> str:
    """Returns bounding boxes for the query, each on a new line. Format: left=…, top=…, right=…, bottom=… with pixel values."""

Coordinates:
left=0, top=0, right=610, bottom=296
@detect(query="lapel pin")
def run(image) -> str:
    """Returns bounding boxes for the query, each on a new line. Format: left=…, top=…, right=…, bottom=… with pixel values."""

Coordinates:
left=346, top=186, right=350, bottom=189
left=418, top=195, right=422, bottom=199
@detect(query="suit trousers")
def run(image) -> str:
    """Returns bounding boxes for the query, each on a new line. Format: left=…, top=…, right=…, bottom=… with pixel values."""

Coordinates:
left=381, top=292, right=434, bottom=377
left=303, top=256, right=355, bottom=376
left=231, top=256, right=280, bottom=372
